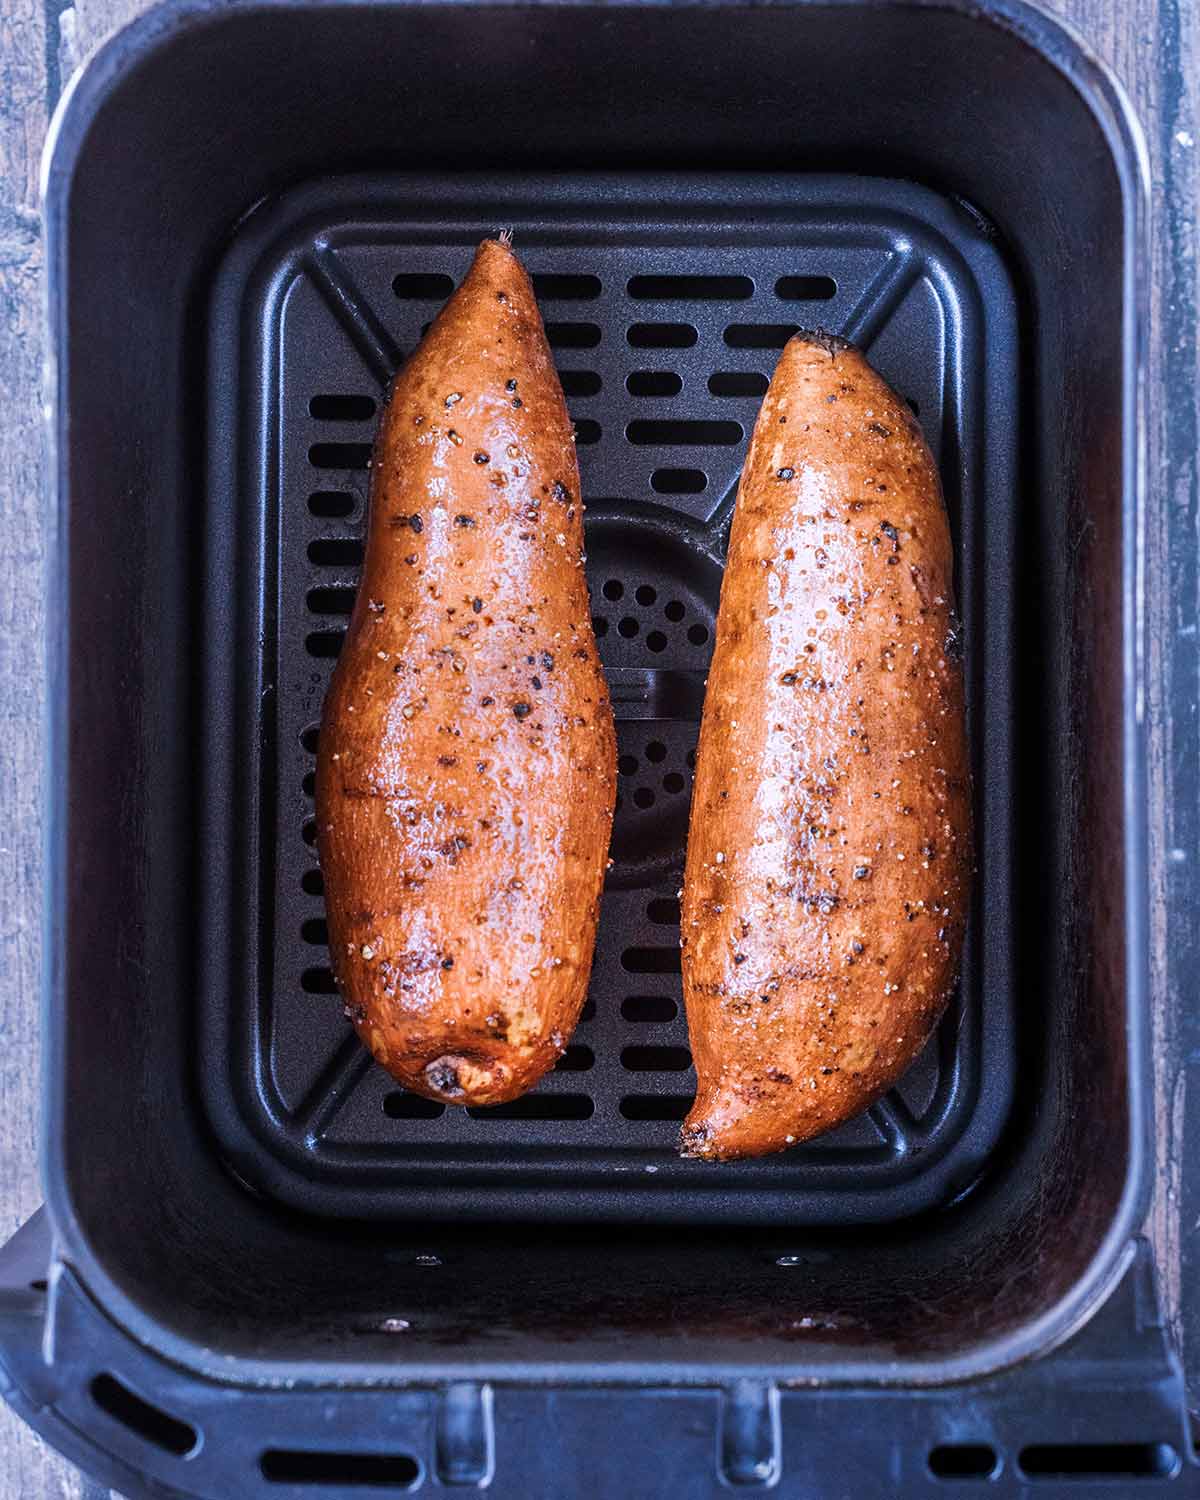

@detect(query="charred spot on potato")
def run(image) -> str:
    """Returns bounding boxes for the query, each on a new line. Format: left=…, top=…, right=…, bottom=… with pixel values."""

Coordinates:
left=777, top=467, right=795, bottom=481
left=425, top=1059, right=464, bottom=1097
left=512, top=701, right=532, bottom=720
left=455, top=513, right=476, bottom=528
left=505, top=378, right=517, bottom=392
left=869, top=421, right=892, bottom=438
left=853, top=865, right=872, bottom=880
left=474, top=451, right=490, bottom=465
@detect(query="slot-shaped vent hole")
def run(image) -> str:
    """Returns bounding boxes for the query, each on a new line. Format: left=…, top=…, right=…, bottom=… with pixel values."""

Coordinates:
left=622, top=1045, right=692, bottom=1072
left=261, top=1450, right=421, bottom=1487
left=384, top=1092, right=446, bottom=1120
left=651, top=468, right=707, bottom=494
left=628, top=274, right=754, bottom=300
left=627, top=420, right=743, bottom=446
left=308, top=491, right=356, bottom=518
left=90, top=1375, right=197, bottom=1458
left=622, top=947, right=682, bottom=974
left=575, top=419, right=602, bottom=445
left=306, top=631, right=345, bottom=659
left=622, top=995, right=678, bottom=1023
left=928, top=1445, right=1000, bottom=1480
left=628, top=323, right=697, bottom=349
left=559, top=369, right=602, bottom=397
left=709, top=371, right=769, bottom=398
left=309, top=394, right=377, bottom=421
left=301, top=869, right=324, bottom=896
left=301, top=918, right=328, bottom=946
left=620, top=1094, right=693, bottom=1120
left=647, top=897, right=681, bottom=925
left=555, top=1045, right=596, bottom=1072
left=775, top=275, right=838, bottom=300
left=628, top=371, right=683, bottom=397
left=308, top=538, right=364, bottom=567
left=468, top=1094, right=594, bottom=1121
left=301, top=967, right=338, bottom=994
left=1018, top=1444, right=1179, bottom=1480
left=724, top=324, right=800, bottom=349
left=392, top=272, right=454, bottom=299
left=533, top=273, right=602, bottom=300
left=309, top=442, right=372, bottom=470
left=546, top=322, right=601, bottom=349
left=308, top=586, right=356, bottom=615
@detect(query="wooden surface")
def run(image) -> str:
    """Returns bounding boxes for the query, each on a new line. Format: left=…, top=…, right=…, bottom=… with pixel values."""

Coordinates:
left=0, top=0, right=1196, bottom=1494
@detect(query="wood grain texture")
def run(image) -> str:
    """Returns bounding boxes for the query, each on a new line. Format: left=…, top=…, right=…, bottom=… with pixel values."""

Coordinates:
left=0, top=0, right=1196, bottom=1492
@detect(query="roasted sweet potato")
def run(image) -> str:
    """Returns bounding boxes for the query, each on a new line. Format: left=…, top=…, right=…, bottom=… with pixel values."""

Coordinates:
left=316, top=238, right=616, bottom=1105
left=680, top=331, right=971, bottom=1160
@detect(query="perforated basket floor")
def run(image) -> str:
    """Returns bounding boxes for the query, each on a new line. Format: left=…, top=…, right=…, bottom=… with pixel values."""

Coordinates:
left=201, top=174, right=1018, bottom=1224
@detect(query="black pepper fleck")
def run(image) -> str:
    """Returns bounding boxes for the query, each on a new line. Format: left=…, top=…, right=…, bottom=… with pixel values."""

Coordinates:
left=472, top=597, right=483, bottom=613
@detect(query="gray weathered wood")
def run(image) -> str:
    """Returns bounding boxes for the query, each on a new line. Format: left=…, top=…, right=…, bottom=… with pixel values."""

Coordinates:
left=0, top=0, right=86, bottom=1487
left=0, top=0, right=1196, bottom=1494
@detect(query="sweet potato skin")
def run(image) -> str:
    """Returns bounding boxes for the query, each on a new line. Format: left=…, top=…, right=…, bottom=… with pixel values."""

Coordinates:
left=316, top=239, right=616, bottom=1105
left=680, top=332, right=971, bottom=1160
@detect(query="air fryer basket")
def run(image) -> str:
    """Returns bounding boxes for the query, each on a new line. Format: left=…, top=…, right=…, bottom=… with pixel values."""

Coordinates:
left=2, top=0, right=1185, bottom=1493
left=202, top=173, right=1016, bottom=1223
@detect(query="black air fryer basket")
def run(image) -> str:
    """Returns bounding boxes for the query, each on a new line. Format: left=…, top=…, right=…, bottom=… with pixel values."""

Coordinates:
left=3, top=0, right=1195, bottom=1495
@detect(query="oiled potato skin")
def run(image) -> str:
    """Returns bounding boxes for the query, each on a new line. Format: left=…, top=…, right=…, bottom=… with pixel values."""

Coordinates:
left=316, top=239, right=616, bottom=1105
left=680, top=332, right=971, bottom=1160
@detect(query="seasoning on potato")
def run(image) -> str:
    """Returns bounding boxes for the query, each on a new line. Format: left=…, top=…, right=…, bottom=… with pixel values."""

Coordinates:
left=679, top=331, right=971, bottom=1161
left=316, top=236, right=616, bottom=1106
